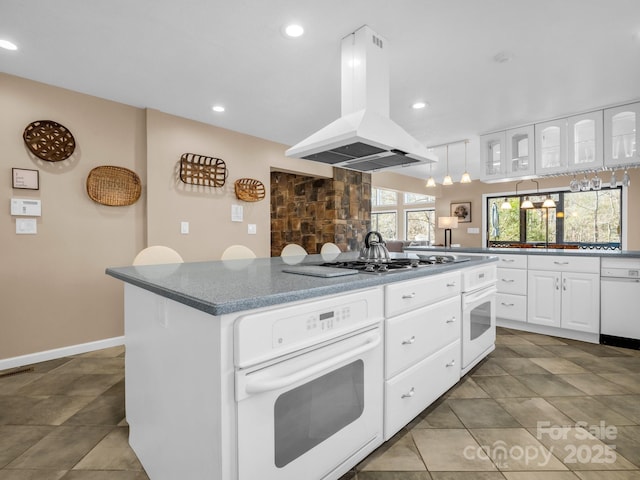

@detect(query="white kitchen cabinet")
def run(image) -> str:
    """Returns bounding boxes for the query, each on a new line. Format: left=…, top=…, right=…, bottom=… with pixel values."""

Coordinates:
left=535, top=118, right=567, bottom=175
left=604, top=102, right=640, bottom=168
left=385, top=271, right=460, bottom=317
left=527, top=255, right=600, bottom=333
left=480, top=127, right=535, bottom=182
left=495, top=254, right=527, bottom=323
left=535, top=111, right=604, bottom=175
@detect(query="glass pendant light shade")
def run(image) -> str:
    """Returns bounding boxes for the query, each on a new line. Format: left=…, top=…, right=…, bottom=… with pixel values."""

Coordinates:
left=542, top=196, right=556, bottom=208
left=460, top=140, right=471, bottom=183
left=500, top=198, right=512, bottom=210
left=426, top=176, right=436, bottom=187
left=442, top=174, right=453, bottom=186
left=521, top=196, right=534, bottom=209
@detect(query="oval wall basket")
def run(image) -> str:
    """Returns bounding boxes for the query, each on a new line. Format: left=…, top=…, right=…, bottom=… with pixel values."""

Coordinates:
left=234, top=178, right=265, bottom=202
left=179, top=153, right=227, bottom=187
left=86, top=166, right=142, bottom=206
left=23, top=120, right=76, bottom=162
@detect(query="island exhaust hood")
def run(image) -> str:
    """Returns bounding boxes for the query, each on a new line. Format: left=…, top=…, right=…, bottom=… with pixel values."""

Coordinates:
left=285, top=25, right=437, bottom=172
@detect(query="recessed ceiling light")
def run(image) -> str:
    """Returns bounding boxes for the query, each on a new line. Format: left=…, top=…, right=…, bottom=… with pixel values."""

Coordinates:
left=212, top=105, right=225, bottom=113
left=0, top=39, right=18, bottom=51
left=412, top=101, right=428, bottom=110
left=284, top=24, right=304, bottom=38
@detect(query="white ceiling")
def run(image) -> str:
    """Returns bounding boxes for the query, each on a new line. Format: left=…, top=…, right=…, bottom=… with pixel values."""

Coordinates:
left=1, top=0, right=639, bottom=181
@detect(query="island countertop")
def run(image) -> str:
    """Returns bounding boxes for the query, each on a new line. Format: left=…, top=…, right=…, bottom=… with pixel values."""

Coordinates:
left=106, top=252, right=496, bottom=316
left=403, top=245, right=640, bottom=258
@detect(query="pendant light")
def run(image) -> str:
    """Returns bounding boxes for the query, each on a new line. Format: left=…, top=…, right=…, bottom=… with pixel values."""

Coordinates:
left=542, top=196, right=556, bottom=208
left=425, top=161, right=436, bottom=187
left=442, top=145, right=453, bottom=186
left=460, top=140, right=472, bottom=183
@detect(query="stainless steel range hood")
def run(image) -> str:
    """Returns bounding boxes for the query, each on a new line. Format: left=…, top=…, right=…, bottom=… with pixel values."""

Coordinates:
left=285, top=25, right=437, bottom=172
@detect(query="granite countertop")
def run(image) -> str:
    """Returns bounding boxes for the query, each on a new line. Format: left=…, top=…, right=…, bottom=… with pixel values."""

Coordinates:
left=403, top=246, right=640, bottom=258
left=106, top=252, right=496, bottom=316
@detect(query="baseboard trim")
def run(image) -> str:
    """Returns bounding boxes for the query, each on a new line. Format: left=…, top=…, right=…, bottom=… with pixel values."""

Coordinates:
left=0, top=336, right=126, bottom=371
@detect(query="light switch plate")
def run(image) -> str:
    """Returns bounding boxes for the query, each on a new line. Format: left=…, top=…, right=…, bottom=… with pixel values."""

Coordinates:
left=248, top=224, right=256, bottom=234
left=467, top=227, right=480, bottom=234
left=16, top=218, right=37, bottom=234
left=231, top=205, right=243, bottom=222
left=181, top=221, right=189, bottom=234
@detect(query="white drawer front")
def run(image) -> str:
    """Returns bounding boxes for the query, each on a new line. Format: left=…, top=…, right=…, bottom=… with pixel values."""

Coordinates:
left=496, top=293, right=527, bottom=322
left=527, top=255, right=600, bottom=273
left=384, top=340, right=460, bottom=440
left=462, top=264, right=497, bottom=292
left=385, top=271, right=460, bottom=318
left=497, top=268, right=527, bottom=295
left=496, top=254, right=527, bottom=269
left=385, top=296, right=460, bottom=378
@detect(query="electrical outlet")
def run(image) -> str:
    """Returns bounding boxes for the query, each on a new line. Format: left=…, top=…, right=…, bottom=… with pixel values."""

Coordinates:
left=248, top=224, right=257, bottom=235
left=181, top=221, right=189, bottom=234
left=467, top=227, right=480, bottom=234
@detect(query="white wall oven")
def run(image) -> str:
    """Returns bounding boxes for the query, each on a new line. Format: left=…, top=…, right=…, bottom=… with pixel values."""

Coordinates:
left=234, top=289, right=384, bottom=480
left=461, top=264, right=497, bottom=375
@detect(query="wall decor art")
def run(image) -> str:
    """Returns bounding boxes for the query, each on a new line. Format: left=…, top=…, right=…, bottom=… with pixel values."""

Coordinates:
left=23, top=120, right=76, bottom=162
left=12, top=168, right=39, bottom=190
left=86, top=166, right=142, bottom=206
left=179, top=153, right=227, bottom=187
left=450, top=201, right=472, bottom=223
left=234, top=178, right=265, bottom=202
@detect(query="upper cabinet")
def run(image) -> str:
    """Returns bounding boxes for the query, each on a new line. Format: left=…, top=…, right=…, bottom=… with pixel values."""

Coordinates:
left=604, top=102, right=640, bottom=168
left=480, top=126, right=535, bottom=182
left=535, top=111, right=603, bottom=175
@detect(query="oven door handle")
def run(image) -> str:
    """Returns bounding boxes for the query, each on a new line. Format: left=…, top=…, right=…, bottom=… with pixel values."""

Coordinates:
left=463, top=285, right=497, bottom=305
left=244, top=331, right=381, bottom=395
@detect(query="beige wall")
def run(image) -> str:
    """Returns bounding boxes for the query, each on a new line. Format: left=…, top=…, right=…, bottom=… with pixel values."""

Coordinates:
left=1, top=73, right=146, bottom=359
left=373, top=170, right=640, bottom=250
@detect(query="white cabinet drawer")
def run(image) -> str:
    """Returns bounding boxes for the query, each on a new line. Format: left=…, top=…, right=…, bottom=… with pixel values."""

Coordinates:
left=385, top=296, right=460, bottom=378
left=497, top=268, right=527, bottom=295
left=496, top=293, right=527, bottom=322
left=496, top=254, right=527, bottom=269
left=527, top=255, right=599, bottom=273
left=462, top=264, right=497, bottom=292
left=385, top=271, right=460, bottom=318
left=384, top=340, right=460, bottom=440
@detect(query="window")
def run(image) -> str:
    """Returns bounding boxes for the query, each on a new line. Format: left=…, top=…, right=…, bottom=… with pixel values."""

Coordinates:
left=487, top=188, right=622, bottom=249
left=372, top=188, right=397, bottom=207
left=371, top=212, right=397, bottom=240
left=406, top=210, right=435, bottom=243
left=404, top=193, right=435, bottom=204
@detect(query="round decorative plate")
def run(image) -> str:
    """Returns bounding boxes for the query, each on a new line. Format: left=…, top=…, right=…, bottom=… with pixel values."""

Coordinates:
left=23, top=120, right=76, bottom=162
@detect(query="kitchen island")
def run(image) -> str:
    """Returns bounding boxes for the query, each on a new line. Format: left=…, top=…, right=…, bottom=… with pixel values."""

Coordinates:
left=106, top=252, right=497, bottom=480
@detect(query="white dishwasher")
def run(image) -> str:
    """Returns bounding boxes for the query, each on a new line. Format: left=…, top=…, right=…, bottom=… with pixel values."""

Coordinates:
left=600, top=257, right=640, bottom=350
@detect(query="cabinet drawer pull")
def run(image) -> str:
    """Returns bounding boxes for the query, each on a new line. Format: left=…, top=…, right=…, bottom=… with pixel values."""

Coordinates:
left=446, top=282, right=457, bottom=287
left=401, top=387, right=415, bottom=399
left=446, top=316, right=456, bottom=323
left=446, top=360, right=456, bottom=367
left=402, top=336, right=416, bottom=345
left=402, top=292, right=416, bottom=299
left=501, top=302, right=515, bottom=307
left=554, top=261, right=569, bottom=265
left=501, top=258, right=515, bottom=262
left=501, top=278, right=514, bottom=283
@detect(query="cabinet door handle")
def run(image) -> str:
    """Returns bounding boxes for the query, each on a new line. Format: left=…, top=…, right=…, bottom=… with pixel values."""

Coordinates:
left=402, top=336, right=416, bottom=345
left=554, top=261, right=569, bottom=265
left=446, top=282, right=457, bottom=287
left=563, top=278, right=567, bottom=291
left=446, top=360, right=456, bottom=367
left=401, top=387, right=415, bottom=399
left=402, top=292, right=416, bottom=299
left=446, top=316, right=456, bottom=323
left=555, top=277, right=560, bottom=290
left=501, top=258, right=515, bottom=263
left=501, top=278, right=514, bottom=283
left=501, top=302, right=515, bottom=307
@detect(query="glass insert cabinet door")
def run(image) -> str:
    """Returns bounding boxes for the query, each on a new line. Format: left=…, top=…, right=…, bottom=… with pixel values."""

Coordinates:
left=479, top=131, right=506, bottom=180
left=505, top=125, right=535, bottom=176
left=567, top=111, right=603, bottom=170
left=535, top=119, right=567, bottom=174
left=604, top=102, right=640, bottom=167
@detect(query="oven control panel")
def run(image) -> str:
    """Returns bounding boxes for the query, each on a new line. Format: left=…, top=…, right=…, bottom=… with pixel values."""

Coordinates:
left=234, top=288, right=384, bottom=369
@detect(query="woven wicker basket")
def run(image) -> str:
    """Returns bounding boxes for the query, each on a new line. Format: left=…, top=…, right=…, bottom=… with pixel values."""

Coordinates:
left=180, top=153, right=227, bottom=187
left=23, top=120, right=76, bottom=162
left=234, top=178, right=265, bottom=202
left=86, top=166, right=142, bottom=206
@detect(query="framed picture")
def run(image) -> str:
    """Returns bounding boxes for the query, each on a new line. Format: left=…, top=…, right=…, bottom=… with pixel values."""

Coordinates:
left=12, top=168, right=39, bottom=190
left=451, top=201, right=471, bottom=223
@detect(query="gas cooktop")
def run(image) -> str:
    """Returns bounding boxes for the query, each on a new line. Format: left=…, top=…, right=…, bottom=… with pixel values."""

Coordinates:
left=319, top=255, right=470, bottom=274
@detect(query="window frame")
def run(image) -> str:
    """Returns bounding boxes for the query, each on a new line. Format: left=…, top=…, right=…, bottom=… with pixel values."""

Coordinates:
left=404, top=208, right=436, bottom=244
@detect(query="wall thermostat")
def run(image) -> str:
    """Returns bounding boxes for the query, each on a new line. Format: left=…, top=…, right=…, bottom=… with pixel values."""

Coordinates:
left=10, top=198, right=42, bottom=216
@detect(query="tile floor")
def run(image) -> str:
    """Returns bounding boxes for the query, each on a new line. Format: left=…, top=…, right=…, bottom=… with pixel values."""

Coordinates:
left=1, top=328, right=639, bottom=480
